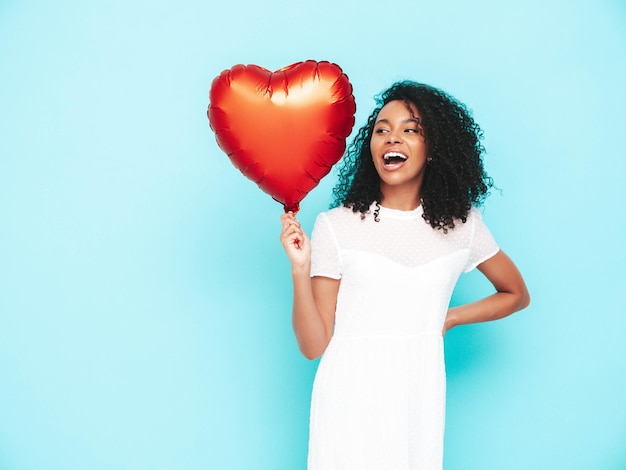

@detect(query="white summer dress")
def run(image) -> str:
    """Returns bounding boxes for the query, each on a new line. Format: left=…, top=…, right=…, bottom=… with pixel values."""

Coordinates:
left=308, top=203, right=499, bottom=470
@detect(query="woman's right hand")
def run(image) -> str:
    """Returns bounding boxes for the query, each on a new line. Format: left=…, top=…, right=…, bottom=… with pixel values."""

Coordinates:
left=280, top=212, right=311, bottom=269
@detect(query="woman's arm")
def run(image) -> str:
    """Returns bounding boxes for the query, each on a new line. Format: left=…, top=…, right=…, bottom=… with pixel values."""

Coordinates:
left=280, top=213, right=339, bottom=359
left=443, top=250, right=530, bottom=336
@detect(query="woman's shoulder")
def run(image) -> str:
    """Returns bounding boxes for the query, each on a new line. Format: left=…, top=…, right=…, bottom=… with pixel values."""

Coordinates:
left=442, top=206, right=488, bottom=239
left=313, top=205, right=370, bottom=236
left=466, top=206, right=485, bottom=223
left=459, top=206, right=495, bottom=242
left=318, top=205, right=364, bottom=222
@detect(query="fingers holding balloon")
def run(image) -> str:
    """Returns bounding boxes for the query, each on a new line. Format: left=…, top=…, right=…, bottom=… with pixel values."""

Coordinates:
left=280, top=213, right=304, bottom=248
left=281, top=212, right=302, bottom=237
left=280, top=213, right=311, bottom=266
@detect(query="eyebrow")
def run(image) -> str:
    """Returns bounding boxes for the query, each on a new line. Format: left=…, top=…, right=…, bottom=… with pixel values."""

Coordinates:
left=374, top=118, right=421, bottom=125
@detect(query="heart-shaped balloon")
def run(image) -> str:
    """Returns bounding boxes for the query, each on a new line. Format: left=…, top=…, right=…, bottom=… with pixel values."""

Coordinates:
left=207, top=60, right=356, bottom=212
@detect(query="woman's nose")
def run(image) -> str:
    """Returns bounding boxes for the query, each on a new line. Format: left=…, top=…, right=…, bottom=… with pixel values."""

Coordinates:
left=386, top=130, right=402, bottom=144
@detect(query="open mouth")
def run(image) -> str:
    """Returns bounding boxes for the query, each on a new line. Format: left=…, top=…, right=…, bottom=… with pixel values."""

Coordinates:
left=383, top=151, right=408, bottom=166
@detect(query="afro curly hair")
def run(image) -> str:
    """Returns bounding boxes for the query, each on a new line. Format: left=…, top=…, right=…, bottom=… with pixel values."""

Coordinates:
left=332, top=81, right=493, bottom=232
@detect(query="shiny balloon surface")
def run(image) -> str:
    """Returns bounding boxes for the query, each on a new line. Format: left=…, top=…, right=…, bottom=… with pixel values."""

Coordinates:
left=208, top=60, right=356, bottom=212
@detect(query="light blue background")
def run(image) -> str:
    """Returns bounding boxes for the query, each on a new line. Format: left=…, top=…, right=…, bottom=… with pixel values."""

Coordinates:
left=1, top=0, right=625, bottom=469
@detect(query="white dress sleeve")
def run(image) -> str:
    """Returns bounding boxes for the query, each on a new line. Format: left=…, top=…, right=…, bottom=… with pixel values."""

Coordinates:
left=310, top=212, right=342, bottom=279
left=464, top=208, right=500, bottom=272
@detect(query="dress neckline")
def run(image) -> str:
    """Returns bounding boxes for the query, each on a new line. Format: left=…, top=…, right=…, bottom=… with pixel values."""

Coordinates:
left=376, top=202, right=423, bottom=220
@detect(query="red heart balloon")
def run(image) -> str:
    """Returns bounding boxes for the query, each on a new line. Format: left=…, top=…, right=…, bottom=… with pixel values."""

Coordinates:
left=208, top=60, right=356, bottom=212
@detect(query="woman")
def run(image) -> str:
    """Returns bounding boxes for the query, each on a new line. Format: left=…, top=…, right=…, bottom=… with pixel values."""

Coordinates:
left=280, top=81, right=530, bottom=469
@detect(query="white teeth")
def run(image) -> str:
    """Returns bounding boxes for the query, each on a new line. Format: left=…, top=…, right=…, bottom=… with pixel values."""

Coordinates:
left=383, top=151, right=408, bottom=162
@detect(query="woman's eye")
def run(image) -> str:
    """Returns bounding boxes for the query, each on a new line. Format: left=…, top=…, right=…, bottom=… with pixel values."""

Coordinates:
left=374, top=128, right=388, bottom=134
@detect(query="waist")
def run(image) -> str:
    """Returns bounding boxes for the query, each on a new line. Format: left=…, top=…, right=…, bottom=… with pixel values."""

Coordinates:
left=331, top=331, right=442, bottom=341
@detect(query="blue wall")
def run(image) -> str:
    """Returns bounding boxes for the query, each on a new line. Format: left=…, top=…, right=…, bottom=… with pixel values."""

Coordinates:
left=1, top=0, right=625, bottom=468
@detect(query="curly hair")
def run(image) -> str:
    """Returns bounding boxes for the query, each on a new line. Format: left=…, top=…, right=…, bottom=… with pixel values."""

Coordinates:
left=331, top=81, right=492, bottom=232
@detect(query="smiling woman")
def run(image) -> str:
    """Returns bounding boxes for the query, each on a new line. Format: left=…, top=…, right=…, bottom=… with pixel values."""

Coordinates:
left=370, top=100, right=429, bottom=210
left=279, top=81, right=529, bottom=470
left=335, top=82, right=492, bottom=232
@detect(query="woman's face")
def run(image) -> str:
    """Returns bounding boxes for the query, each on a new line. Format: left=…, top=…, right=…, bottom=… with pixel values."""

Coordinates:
left=370, top=100, right=429, bottom=197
